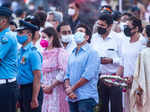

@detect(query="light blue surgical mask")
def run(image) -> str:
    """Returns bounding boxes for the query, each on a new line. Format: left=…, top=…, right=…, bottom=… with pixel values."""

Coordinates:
left=74, top=32, right=85, bottom=44
left=17, top=35, right=28, bottom=44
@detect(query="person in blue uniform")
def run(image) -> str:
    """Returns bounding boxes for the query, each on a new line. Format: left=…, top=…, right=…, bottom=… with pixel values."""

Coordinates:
left=16, top=20, right=43, bottom=112
left=0, top=7, right=18, bottom=112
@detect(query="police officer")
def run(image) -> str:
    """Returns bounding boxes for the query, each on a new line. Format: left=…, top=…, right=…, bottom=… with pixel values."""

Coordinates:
left=16, top=20, right=43, bottom=112
left=0, top=7, right=18, bottom=112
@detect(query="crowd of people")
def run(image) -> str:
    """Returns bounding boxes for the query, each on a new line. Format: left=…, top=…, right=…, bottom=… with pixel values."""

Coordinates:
left=0, top=1, right=150, bottom=112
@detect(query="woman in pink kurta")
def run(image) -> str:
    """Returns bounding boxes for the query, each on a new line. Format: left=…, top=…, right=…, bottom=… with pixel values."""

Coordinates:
left=40, top=27, right=69, bottom=112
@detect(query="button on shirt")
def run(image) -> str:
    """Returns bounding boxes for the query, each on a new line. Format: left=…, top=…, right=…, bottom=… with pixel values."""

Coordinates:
left=17, top=42, right=42, bottom=85
left=0, top=28, right=18, bottom=79
left=64, top=43, right=100, bottom=103
left=91, top=32, right=122, bottom=74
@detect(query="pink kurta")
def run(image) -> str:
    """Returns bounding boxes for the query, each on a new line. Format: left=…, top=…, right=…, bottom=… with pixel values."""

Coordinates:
left=42, top=48, right=69, bottom=112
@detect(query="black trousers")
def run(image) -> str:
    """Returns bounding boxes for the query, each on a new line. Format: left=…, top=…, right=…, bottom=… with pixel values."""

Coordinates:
left=0, top=81, right=18, bottom=112
left=20, top=83, right=43, bottom=112
left=98, top=79, right=123, bottom=112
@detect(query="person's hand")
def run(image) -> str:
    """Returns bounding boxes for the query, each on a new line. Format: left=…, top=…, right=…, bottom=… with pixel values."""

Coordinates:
left=68, top=92, right=77, bottom=99
left=30, top=97, right=39, bottom=109
left=135, top=93, right=143, bottom=107
left=43, top=85, right=53, bottom=94
left=126, top=76, right=133, bottom=88
left=135, top=87, right=143, bottom=106
left=65, top=86, right=73, bottom=95
left=41, top=84, right=46, bottom=88
left=16, top=101, right=20, bottom=108
left=101, top=57, right=113, bottom=64
left=103, top=80, right=113, bottom=87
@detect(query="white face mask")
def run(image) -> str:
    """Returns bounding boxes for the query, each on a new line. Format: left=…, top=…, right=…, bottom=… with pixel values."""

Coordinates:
left=147, top=5, right=150, bottom=12
left=61, top=34, right=73, bottom=43
left=45, top=21, right=53, bottom=28
left=68, top=8, right=75, bottom=16
left=145, top=36, right=149, bottom=43
left=74, top=32, right=85, bottom=44
left=120, top=22, right=127, bottom=31
left=29, top=5, right=35, bottom=10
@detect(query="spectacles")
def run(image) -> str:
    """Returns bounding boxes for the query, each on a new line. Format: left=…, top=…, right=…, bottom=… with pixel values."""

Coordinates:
left=61, top=30, right=72, bottom=35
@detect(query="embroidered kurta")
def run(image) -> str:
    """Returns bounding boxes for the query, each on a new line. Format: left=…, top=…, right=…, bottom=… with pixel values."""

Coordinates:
left=130, top=48, right=150, bottom=112
left=42, top=48, right=69, bottom=112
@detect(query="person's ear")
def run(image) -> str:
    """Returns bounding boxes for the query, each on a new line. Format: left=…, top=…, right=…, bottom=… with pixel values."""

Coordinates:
left=107, top=24, right=112, bottom=31
left=85, top=35, right=89, bottom=41
left=27, top=32, right=33, bottom=41
left=135, top=26, right=138, bottom=32
left=0, top=18, right=6, bottom=25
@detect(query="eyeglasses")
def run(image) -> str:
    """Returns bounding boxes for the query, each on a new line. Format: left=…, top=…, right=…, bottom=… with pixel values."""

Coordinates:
left=61, top=30, right=72, bottom=35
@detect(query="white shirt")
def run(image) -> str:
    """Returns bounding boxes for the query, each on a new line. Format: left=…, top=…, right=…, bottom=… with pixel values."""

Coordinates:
left=120, top=37, right=145, bottom=77
left=119, top=32, right=147, bottom=45
left=91, top=31, right=122, bottom=74
left=139, top=33, right=147, bottom=45
left=35, top=28, right=45, bottom=53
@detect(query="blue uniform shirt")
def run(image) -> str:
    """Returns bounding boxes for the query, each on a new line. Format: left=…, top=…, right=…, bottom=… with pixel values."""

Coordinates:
left=17, top=42, right=42, bottom=85
left=0, top=28, right=18, bottom=79
left=64, top=43, right=100, bottom=103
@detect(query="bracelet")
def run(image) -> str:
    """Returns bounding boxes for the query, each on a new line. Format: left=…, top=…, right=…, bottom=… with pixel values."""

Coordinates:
left=135, top=90, right=142, bottom=95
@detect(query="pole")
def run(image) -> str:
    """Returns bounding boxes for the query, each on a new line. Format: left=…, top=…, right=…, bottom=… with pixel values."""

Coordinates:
left=119, top=0, right=122, bottom=12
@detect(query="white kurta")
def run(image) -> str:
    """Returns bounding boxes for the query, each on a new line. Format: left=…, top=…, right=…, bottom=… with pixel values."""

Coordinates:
left=121, top=38, right=145, bottom=77
left=120, top=38, right=145, bottom=112
left=130, top=48, right=150, bottom=112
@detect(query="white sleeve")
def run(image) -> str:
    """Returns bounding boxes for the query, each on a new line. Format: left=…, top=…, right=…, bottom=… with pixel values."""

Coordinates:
left=56, top=70, right=65, bottom=82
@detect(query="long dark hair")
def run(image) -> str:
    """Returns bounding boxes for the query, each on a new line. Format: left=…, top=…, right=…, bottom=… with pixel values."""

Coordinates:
left=42, top=27, right=61, bottom=48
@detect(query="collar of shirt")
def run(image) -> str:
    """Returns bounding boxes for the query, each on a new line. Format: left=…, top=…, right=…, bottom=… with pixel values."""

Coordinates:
left=72, top=43, right=89, bottom=54
left=21, top=42, right=34, bottom=51
left=66, top=38, right=76, bottom=49
left=0, top=27, right=10, bottom=38
left=69, top=16, right=80, bottom=23
left=62, top=39, right=73, bottom=49
left=98, top=32, right=113, bottom=41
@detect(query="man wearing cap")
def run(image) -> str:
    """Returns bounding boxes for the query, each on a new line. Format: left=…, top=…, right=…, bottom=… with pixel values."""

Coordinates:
left=0, top=7, right=18, bottom=112
left=0, top=7, right=17, bottom=112
left=16, top=20, right=43, bottom=112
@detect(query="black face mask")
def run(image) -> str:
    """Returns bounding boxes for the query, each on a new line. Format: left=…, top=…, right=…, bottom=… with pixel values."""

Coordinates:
left=124, top=25, right=135, bottom=37
left=97, top=27, right=107, bottom=35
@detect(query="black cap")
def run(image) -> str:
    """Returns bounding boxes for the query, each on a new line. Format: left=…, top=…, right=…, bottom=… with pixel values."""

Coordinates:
left=24, top=15, right=41, bottom=27
left=15, top=8, right=24, bottom=17
left=100, top=5, right=113, bottom=14
left=0, top=6, right=12, bottom=17
left=16, top=20, right=39, bottom=32
left=112, top=11, right=121, bottom=21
